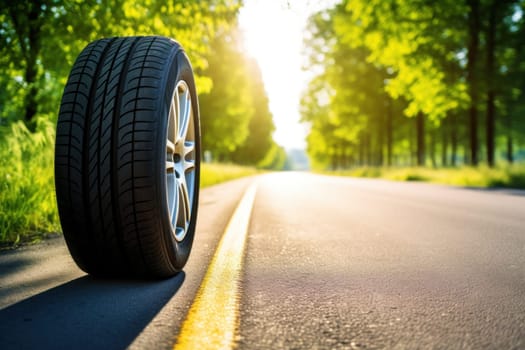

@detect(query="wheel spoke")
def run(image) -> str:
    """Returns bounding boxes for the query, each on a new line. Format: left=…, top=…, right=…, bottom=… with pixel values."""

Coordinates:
left=168, top=96, right=177, bottom=145
left=184, top=141, right=195, bottom=173
left=166, top=160, right=175, bottom=171
left=178, top=177, right=191, bottom=229
left=183, top=141, right=195, bottom=179
left=184, top=164, right=195, bottom=173
left=178, top=88, right=191, bottom=141
left=184, top=140, right=195, bottom=156
left=167, top=139, right=175, bottom=154
left=184, top=160, right=195, bottom=173
left=167, top=172, right=177, bottom=226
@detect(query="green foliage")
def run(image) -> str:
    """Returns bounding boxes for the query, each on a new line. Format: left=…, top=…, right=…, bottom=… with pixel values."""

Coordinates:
left=302, top=7, right=394, bottom=169
left=200, top=27, right=254, bottom=158
left=302, top=0, right=525, bottom=170
left=340, top=0, right=469, bottom=120
left=199, top=25, right=279, bottom=167
left=0, top=0, right=242, bottom=128
left=0, top=119, right=60, bottom=243
left=231, top=60, right=275, bottom=165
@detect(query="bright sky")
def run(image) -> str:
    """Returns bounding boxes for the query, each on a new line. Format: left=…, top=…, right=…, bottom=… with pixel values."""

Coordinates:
left=238, top=0, right=338, bottom=150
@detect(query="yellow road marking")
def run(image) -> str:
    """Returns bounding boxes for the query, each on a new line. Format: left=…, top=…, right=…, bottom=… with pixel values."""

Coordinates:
left=174, top=184, right=257, bottom=350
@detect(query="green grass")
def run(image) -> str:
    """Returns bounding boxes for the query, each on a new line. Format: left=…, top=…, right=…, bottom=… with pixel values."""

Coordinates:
left=0, top=119, right=60, bottom=246
left=326, top=164, right=525, bottom=189
left=200, top=163, right=261, bottom=188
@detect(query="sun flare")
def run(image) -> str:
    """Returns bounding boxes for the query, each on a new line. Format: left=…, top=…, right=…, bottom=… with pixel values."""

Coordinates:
left=239, top=0, right=338, bottom=150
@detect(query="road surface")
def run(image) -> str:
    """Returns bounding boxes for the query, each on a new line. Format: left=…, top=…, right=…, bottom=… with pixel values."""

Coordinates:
left=1, top=172, right=524, bottom=349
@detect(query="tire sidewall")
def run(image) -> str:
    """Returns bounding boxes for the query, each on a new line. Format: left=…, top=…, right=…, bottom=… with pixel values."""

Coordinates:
left=158, top=46, right=201, bottom=270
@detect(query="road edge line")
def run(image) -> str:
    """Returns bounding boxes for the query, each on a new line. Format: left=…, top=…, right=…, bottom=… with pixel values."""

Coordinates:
left=173, top=183, right=257, bottom=350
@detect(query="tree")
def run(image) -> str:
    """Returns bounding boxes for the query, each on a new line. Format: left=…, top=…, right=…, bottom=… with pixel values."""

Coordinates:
left=199, top=27, right=254, bottom=160
left=466, top=0, right=481, bottom=165
left=1, top=0, right=59, bottom=128
left=199, top=25, right=278, bottom=165
left=302, top=7, right=389, bottom=169
left=503, top=1, right=525, bottom=162
left=0, top=0, right=241, bottom=127
left=302, top=0, right=525, bottom=169
left=484, top=0, right=524, bottom=166
left=231, top=58, right=275, bottom=165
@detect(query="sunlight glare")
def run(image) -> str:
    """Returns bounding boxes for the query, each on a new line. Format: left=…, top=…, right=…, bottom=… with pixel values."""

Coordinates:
left=239, top=0, right=338, bottom=150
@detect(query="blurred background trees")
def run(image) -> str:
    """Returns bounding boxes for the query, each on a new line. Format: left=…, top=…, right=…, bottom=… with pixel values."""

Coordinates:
left=302, top=0, right=525, bottom=169
left=0, top=0, right=280, bottom=166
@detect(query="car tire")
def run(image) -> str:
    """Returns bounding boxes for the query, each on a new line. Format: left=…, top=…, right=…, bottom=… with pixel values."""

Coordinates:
left=55, top=36, right=200, bottom=278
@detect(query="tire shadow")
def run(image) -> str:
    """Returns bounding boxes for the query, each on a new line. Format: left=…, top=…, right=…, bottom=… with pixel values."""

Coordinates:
left=0, top=272, right=185, bottom=349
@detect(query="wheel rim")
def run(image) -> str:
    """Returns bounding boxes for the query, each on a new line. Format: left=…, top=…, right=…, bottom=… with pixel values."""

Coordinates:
left=166, top=80, right=196, bottom=242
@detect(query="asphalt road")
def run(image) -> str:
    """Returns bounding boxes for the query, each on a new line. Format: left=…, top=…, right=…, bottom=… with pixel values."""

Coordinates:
left=1, top=172, right=524, bottom=349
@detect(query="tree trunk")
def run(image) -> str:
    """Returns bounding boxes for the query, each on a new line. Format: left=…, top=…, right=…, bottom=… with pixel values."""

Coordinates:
left=430, top=128, right=437, bottom=168
left=441, top=116, right=449, bottom=167
left=416, top=112, right=425, bottom=166
left=377, top=114, right=384, bottom=167
left=8, top=0, right=43, bottom=129
left=386, top=99, right=393, bottom=166
left=409, top=120, right=415, bottom=166
left=450, top=114, right=458, bottom=166
left=331, top=146, right=337, bottom=170
left=358, top=135, right=364, bottom=166
left=506, top=113, right=514, bottom=163
left=467, top=0, right=480, bottom=166
left=338, top=141, right=345, bottom=170
left=506, top=134, right=513, bottom=164
left=366, top=133, right=372, bottom=166
left=344, top=143, right=352, bottom=169
left=486, top=0, right=498, bottom=167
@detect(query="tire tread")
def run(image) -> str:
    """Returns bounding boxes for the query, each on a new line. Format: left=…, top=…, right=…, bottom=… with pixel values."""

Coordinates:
left=55, top=36, right=198, bottom=278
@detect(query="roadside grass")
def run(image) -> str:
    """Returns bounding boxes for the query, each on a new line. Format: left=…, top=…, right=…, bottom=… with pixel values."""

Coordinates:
left=200, top=162, right=261, bottom=188
left=327, top=164, right=525, bottom=189
left=0, top=123, right=260, bottom=247
left=0, top=120, right=60, bottom=246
